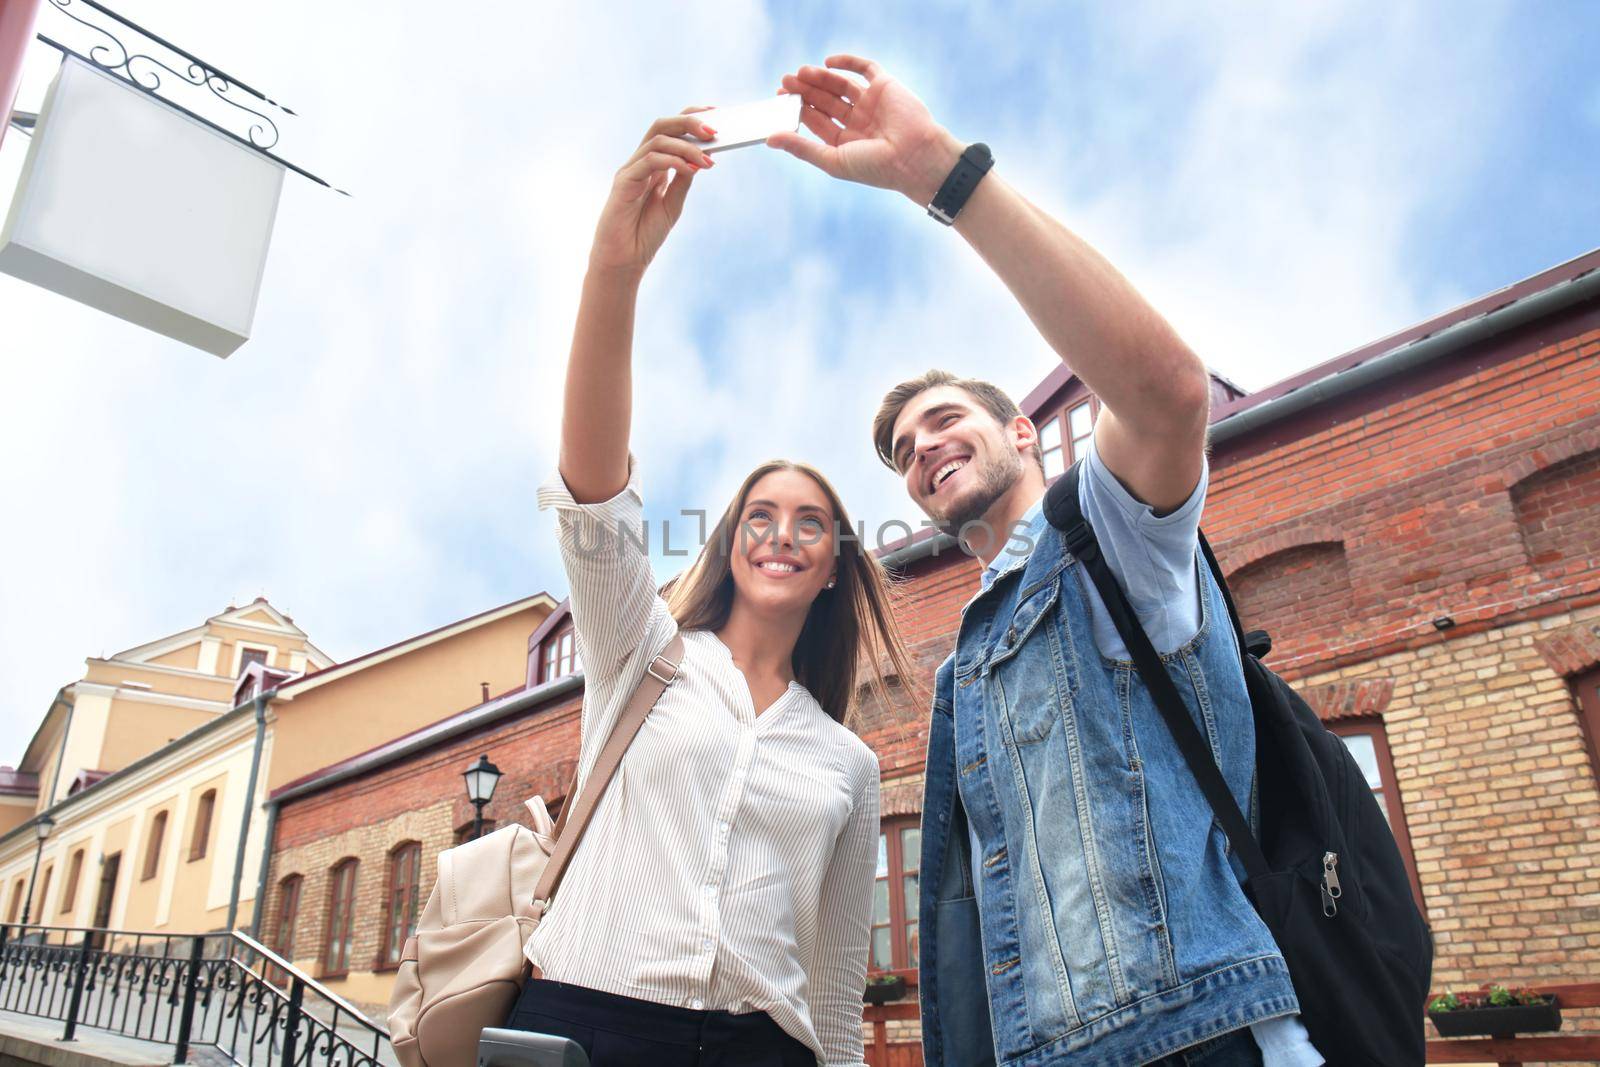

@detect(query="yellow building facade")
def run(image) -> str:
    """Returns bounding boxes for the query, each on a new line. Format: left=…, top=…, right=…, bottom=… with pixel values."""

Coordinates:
left=0, top=593, right=553, bottom=938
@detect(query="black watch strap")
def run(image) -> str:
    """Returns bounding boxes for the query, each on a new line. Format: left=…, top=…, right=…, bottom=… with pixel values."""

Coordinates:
left=928, top=143, right=993, bottom=225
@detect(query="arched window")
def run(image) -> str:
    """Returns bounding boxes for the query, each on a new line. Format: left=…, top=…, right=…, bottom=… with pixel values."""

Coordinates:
left=274, top=874, right=303, bottom=960
left=35, top=866, right=53, bottom=922
left=60, top=849, right=84, bottom=914
left=324, top=859, right=358, bottom=976
left=381, top=842, right=423, bottom=968
left=190, top=789, right=217, bottom=861
left=5, top=879, right=21, bottom=923
left=141, top=811, right=168, bottom=881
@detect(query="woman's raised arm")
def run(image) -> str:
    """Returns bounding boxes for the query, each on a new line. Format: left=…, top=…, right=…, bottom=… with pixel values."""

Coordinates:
left=558, top=110, right=716, bottom=503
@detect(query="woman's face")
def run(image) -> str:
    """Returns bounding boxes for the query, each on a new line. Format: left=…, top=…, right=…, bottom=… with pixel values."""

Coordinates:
left=729, top=469, right=838, bottom=618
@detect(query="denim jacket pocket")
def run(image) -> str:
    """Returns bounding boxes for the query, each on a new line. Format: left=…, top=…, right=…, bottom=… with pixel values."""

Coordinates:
left=985, top=576, right=1078, bottom=745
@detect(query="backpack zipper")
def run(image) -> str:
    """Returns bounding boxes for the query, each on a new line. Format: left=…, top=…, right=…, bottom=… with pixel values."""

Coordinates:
left=1321, top=851, right=1343, bottom=917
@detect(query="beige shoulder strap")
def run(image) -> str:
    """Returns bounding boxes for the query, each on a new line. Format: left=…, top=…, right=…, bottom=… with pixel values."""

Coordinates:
left=531, top=632, right=683, bottom=912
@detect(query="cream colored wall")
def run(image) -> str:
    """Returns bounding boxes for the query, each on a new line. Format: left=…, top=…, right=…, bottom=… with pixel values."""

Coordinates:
left=98, top=817, right=133, bottom=926
left=166, top=770, right=231, bottom=926
left=100, top=699, right=220, bottom=770
left=32, top=860, right=55, bottom=922
left=5, top=876, right=24, bottom=923
left=53, top=839, right=91, bottom=922
left=28, top=716, right=65, bottom=816
left=149, top=643, right=201, bottom=670
left=267, top=604, right=550, bottom=791
left=54, top=689, right=111, bottom=803
left=0, top=795, right=34, bottom=837
left=84, top=661, right=233, bottom=701
left=120, top=800, right=177, bottom=930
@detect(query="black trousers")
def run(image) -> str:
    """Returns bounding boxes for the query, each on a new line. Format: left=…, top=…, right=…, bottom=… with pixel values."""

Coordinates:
left=503, top=979, right=816, bottom=1067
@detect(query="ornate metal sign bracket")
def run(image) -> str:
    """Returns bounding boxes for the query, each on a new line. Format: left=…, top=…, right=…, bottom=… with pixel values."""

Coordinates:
left=33, top=0, right=347, bottom=194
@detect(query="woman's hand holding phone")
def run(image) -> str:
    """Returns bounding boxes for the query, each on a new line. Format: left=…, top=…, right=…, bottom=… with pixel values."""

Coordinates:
left=588, top=108, right=717, bottom=276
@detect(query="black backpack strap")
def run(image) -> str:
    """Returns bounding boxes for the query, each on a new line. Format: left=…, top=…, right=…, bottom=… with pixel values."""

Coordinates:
left=1044, top=464, right=1271, bottom=882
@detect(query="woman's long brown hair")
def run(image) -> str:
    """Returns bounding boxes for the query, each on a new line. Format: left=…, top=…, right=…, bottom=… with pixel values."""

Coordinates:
left=665, top=459, right=916, bottom=725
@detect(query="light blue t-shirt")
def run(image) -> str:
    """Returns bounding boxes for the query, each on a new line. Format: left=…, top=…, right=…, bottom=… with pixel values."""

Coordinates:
left=966, top=439, right=1323, bottom=1067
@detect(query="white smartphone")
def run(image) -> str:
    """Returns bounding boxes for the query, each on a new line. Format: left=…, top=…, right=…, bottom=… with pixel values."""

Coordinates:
left=696, top=94, right=803, bottom=154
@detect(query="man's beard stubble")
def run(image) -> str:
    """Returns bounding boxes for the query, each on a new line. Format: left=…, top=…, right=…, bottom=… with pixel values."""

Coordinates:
left=931, top=447, right=1025, bottom=539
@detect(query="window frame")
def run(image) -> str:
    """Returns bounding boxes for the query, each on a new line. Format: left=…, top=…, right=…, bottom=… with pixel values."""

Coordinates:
left=869, top=815, right=921, bottom=977
left=232, top=642, right=274, bottom=676
left=540, top=625, right=580, bottom=684
left=1574, top=668, right=1600, bottom=785
left=1038, top=414, right=1065, bottom=479
left=1036, top=395, right=1100, bottom=480
left=379, top=842, right=423, bottom=970
left=323, top=859, right=359, bottom=978
left=189, top=789, right=216, bottom=862
left=1066, top=399, right=1095, bottom=464
left=1330, top=718, right=1425, bottom=910
left=141, top=810, right=169, bottom=881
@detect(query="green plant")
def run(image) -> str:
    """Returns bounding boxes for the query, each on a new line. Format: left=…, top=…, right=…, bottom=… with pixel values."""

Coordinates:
left=1428, top=993, right=1462, bottom=1013
left=867, top=973, right=901, bottom=985
left=1428, top=986, right=1554, bottom=1012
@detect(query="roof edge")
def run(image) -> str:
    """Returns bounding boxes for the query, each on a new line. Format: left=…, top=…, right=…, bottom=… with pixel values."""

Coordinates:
left=1210, top=257, right=1600, bottom=445
left=269, top=673, right=584, bottom=806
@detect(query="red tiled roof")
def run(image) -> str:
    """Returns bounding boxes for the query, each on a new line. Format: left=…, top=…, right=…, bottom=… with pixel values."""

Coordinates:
left=0, top=767, right=39, bottom=797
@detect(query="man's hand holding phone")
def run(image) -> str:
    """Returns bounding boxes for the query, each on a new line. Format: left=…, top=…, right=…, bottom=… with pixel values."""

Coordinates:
left=766, top=54, right=964, bottom=207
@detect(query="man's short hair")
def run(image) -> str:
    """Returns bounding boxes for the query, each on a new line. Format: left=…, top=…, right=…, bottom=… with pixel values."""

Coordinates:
left=873, top=369, right=1043, bottom=473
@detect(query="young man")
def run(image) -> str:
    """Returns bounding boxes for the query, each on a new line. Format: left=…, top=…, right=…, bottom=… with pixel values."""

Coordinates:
left=770, top=57, right=1323, bottom=1065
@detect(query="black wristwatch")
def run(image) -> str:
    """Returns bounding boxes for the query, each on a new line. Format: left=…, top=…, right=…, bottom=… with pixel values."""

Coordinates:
left=927, top=143, right=993, bottom=225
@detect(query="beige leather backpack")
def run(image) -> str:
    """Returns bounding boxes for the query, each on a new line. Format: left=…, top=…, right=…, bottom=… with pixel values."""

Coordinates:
left=387, top=635, right=683, bottom=1067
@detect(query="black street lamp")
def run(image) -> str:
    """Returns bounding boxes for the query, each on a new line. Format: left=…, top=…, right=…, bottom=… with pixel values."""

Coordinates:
left=462, top=755, right=502, bottom=841
left=21, top=814, right=54, bottom=926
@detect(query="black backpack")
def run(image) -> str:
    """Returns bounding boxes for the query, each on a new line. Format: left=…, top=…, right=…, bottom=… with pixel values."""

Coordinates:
left=1045, top=464, right=1432, bottom=1066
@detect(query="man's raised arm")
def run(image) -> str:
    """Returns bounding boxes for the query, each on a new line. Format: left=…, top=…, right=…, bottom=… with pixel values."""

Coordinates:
left=769, top=54, right=1210, bottom=513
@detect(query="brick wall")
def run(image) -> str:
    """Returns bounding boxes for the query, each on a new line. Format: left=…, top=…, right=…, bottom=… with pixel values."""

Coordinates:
left=267, top=692, right=583, bottom=1010
left=1209, top=317, right=1600, bottom=1039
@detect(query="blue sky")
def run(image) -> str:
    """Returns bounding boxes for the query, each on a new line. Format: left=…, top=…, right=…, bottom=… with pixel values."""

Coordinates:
left=1, top=1, right=1596, bottom=766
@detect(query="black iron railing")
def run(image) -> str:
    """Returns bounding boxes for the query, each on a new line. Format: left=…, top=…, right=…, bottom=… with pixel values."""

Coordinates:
left=0, top=923, right=390, bottom=1067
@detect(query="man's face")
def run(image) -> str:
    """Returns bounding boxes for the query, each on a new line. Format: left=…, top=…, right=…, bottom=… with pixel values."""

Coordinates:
left=889, top=385, right=1028, bottom=532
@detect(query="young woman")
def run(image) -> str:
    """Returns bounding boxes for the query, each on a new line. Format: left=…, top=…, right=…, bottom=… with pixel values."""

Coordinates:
left=503, top=108, right=914, bottom=1067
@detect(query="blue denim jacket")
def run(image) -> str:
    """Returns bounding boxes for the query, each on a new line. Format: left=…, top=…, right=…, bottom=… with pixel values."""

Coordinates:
left=917, top=511, right=1299, bottom=1066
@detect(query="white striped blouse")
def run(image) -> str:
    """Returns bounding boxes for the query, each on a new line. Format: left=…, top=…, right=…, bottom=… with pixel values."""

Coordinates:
left=525, top=457, right=880, bottom=1067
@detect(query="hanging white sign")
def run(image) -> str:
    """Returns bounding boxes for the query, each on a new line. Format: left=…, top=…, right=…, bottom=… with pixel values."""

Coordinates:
left=0, top=55, right=285, bottom=357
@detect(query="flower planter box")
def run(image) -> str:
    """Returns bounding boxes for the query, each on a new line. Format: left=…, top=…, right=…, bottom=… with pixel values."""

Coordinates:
left=1429, top=999, right=1562, bottom=1038
left=864, top=975, right=907, bottom=1005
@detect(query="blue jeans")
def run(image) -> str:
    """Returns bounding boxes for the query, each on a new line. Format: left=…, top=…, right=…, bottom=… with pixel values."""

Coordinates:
left=1147, top=1027, right=1263, bottom=1066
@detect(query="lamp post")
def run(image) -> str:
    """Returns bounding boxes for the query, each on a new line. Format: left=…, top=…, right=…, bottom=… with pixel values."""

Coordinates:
left=20, top=814, right=54, bottom=926
left=462, top=755, right=502, bottom=841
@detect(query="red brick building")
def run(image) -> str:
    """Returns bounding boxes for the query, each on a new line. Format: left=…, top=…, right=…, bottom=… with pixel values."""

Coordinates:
left=262, top=249, right=1600, bottom=1056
